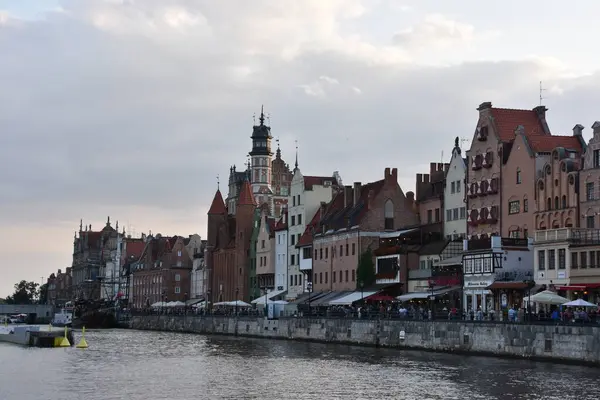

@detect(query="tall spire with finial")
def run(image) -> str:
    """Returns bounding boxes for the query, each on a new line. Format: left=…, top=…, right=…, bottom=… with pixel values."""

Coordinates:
left=217, top=174, right=220, bottom=190
left=294, top=139, right=299, bottom=170
left=259, top=105, right=265, bottom=126
left=275, top=138, right=281, bottom=159
left=106, top=216, right=111, bottom=226
left=246, top=155, right=251, bottom=181
left=116, top=220, right=119, bottom=232
left=79, top=219, right=83, bottom=232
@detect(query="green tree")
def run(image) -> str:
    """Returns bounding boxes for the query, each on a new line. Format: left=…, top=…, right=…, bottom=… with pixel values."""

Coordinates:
left=5, top=280, right=39, bottom=304
left=356, top=248, right=376, bottom=289
left=38, top=283, right=48, bottom=304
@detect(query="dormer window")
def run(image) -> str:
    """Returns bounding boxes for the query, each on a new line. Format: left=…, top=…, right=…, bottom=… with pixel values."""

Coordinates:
left=384, top=200, right=394, bottom=230
left=516, top=168, right=522, bottom=184
left=477, top=126, right=489, bottom=141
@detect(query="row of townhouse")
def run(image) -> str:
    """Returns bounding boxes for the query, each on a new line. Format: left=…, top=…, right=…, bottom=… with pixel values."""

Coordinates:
left=233, top=103, right=599, bottom=311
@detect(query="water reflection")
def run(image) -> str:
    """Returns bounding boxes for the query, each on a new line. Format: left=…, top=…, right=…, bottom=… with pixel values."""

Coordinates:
left=0, top=330, right=598, bottom=400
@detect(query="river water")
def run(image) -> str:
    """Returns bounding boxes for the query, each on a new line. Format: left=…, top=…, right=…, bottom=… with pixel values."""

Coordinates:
left=1, top=329, right=599, bottom=400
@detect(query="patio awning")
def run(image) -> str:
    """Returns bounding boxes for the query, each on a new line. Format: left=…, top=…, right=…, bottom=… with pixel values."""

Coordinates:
left=329, top=291, right=378, bottom=305
left=486, top=282, right=529, bottom=290
left=311, top=291, right=352, bottom=306
left=396, top=286, right=461, bottom=302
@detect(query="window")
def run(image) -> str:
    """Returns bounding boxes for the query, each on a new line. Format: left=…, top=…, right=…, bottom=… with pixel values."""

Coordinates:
left=314, top=249, right=317, bottom=259
left=290, top=254, right=295, bottom=265
left=508, top=200, right=520, bottom=214
left=571, top=252, right=578, bottom=269
left=523, top=199, right=528, bottom=212
left=177, top=250, right=182, bottom=257
left=548, top=249, right=556, bottom=270
left=460, top=207, right=466, bottom=219
left=291, top=216, right=295, bottom=225
left=298, top=214, right=302, bottom=225
left=558, top=249, right=566, bottom=269
left=333, top=271, right=336, bottom=283
left=352, top=269, right=356, bottom=281
left=446, top=209, right=452, bottom=221
left=352, top=243, right=356, bottom=255
left=581, top=252, right=588, bottom=268
left=451, top=181, right=456, bottom=193
left=516, top=169, right=522, bottom=184
left=261, top=240, right=265, bottom=249
left=538, top=250, right=545, bottom=270
left=345, top=244, right=349, bottom=256
left=175, top=274, right=181, bottom=282
left=345, top=270, right=349, bottom=282
left=320, top=248, right=323, bottom=259
left=339, top=270, right=342, bottom=282
left=291, top=275, right=294, bottom=286
left=509, top=230, right=520, bottom=238
left=435, top=208, right=440, bottom=222
left=325, top=248, right=328, bottom=258
left=325, top=272, right=328, bottom=284
left=292, top=197, right=296, bottom=207
left=427, top=210, right=433, bottom=223
left=587, top=182, right=594, bottom=201
left=291, top=235, right=295, bottom=245
left=483, top=257, right=492, bottom=273
left=453, top=208, right=459, bottom=220
left=594, top=149, right=600, bottom=168
left=474, top=258, right=482, bottom=273
left=464, top=259, right=473, bottom=274
left=384, top=200, right=394, bottom=229
left=587, top=216, right=595, bottom=229
left=456, top=180, right=461, bottom=192
left=175, top=286, right=181, bottom=294
left=562, top=195, right=567, bottom=208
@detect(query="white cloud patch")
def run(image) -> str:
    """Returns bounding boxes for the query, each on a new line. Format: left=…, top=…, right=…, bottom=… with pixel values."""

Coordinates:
left=393, top=14, right=475, bottom=50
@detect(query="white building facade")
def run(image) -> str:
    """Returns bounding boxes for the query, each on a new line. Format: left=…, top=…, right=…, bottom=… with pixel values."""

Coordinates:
left=275, top=216, right=288, bottom=294
left=462, top=236, right=533, bottom=313
left=444, top=138, right=467, bottom=240
left=533, top=228, right=600, bottom=302
left=286, top=168, right=340, bottom=300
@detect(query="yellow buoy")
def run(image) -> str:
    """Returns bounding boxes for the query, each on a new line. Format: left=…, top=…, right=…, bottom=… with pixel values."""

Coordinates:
left=76, top=326, right=88, bottom=349
left=58, top=326, right=71, bottom=347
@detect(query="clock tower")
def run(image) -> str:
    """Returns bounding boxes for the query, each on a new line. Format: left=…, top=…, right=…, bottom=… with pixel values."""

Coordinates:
left=249, top=106, right=274, bottom=210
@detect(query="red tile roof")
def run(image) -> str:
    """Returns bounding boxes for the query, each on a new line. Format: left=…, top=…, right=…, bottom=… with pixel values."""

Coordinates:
left=296, top=179, right=386, bottom=247
left=125, top=240, right=145, bottom=259
left=238, top=180, right=256, bottom=206
left=304, top=176, right=334, bottom=190
left=526, top=134, right=583, bottom=153
left=208, top=189, right=226, bottom=214
left=490, top=108, right=546, bottom=141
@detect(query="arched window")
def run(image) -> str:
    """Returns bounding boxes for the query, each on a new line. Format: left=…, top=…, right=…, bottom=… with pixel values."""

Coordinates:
left=547, top=198, right=552, bottom=210
left=554, top=196, right=559, bottom=210
left=384, top=200, right=394, bottom=230
left=561, top=195, right=567, bottom=209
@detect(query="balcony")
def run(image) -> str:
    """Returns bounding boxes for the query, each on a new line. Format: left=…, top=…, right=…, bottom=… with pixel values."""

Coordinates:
left=408, top=268, right=433, bottom=279
left=299, top=257, right=312, bottom=271
left=534, top=228, right=600, bottom=245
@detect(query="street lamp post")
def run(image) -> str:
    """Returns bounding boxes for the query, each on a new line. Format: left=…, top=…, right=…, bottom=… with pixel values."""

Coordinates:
left=184, top=292, right=188, bottom=315
left=206, top=290, right=211, bottom=315
left=235, top=287, right=239, bottom=316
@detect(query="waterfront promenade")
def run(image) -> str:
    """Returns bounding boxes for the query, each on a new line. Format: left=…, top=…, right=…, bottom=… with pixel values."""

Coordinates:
left=129, top=314, right=600, bottom=366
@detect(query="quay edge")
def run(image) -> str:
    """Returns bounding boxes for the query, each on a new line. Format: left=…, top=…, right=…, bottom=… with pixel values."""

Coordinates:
left=0, top=325, right=75, bottom=348
left=128, top=315, right=600, bottom=367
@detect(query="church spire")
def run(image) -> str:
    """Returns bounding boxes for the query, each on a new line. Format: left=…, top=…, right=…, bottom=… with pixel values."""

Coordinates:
left=259, top=105, right=265, bottom=126
left=294, top=139, right=299, bottom=171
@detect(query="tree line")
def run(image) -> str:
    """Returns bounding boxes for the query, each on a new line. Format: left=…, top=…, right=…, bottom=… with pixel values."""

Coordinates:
left=3, top=280, right=48, bottom=304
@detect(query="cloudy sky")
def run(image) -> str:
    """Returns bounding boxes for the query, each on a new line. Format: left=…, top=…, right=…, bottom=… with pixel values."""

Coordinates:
left=1, top=0, right=600, bottom=297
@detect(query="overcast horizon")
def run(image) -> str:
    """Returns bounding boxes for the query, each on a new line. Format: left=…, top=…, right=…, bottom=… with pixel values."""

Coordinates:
left=2, top=0, right=600, bottom=297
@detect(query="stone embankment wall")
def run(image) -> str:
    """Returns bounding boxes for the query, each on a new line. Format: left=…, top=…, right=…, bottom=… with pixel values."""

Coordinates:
left=129, top=316, right=600, bottom=365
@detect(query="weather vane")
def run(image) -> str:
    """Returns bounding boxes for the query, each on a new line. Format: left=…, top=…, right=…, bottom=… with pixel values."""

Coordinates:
left=217, top=174, right=220, bottom=189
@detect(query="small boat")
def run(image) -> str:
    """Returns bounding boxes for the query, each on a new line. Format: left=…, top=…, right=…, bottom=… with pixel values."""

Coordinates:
left=51, top=308, right=73, bottom=327
left=0, top=324, right=74, bottom=348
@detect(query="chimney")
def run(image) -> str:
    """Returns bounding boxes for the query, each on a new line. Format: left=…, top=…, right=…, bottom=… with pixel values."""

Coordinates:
left=429, top=162, right=436, bottom=175
left=592, top=121, right=600, bottom=135
left=405, top=191, right=415, bottom=210
left=424, top=174, right=430, bottom=184
left=533, top=105, right=551, bottom=134
left=391, top=168, right=397, bottom=182
left=319, top=201, right=327, bottom=220
left=437, top=163, right=443, bottom=173
left=416, top=173, right=423, bottom=184
left=353, top=182, right=361, bottom=206
left=384, top=167, right=390, bottom=180
left=477, top=101, right=492, bottom=111
left=573, top=124, right=584, bottom=136
left=344, top=185, right=353, bottom=208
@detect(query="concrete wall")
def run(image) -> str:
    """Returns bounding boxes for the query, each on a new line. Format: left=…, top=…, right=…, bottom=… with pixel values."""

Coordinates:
left=130, top=315, right=600, bottom=366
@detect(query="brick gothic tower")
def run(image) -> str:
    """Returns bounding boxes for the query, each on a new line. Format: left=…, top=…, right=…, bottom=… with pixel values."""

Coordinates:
left=235, top=178, right=256, bottom=301
left=206, top=188, right=226, bottom=304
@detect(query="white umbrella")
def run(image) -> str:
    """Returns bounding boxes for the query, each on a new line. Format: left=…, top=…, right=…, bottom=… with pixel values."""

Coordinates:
left=229, top=300, right=251, bottom=307
left=151, top=301, right=167, bottom=308
left=562, top=298, right=597, bottom=307
left=528, top=290, right=569, bottom=305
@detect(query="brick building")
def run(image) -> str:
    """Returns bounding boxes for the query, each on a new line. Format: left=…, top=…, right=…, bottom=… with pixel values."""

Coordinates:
left=206, top=179, right=256, bottom=303
left=46, top=268, right=72, bottom=306
left=130, top=235, right=193, bottom=308
left=307, top=168, right=419, bottom=292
